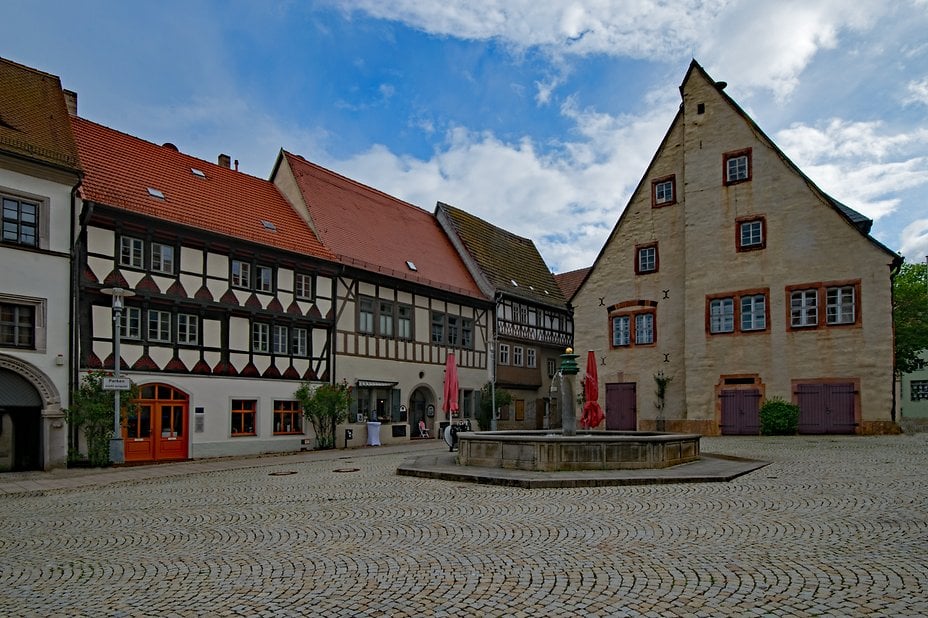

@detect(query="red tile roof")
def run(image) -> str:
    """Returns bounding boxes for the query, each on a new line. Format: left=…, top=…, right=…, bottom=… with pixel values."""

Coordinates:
left=281, top=151, right=484, bottom=299
left=0, top=57, right=80, bottom=172
left=554, top=267, right=590, bottom=301
left=71, top=117, right=334, bottom=261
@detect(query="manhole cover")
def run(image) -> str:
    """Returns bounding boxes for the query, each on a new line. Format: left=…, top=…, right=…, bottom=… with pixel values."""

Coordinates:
left=333, top=468, right=360, bottom=473
left=269, top=471, right=297, bottom=476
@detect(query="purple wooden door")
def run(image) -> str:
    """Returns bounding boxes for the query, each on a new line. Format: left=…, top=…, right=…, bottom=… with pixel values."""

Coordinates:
left=605, top=383, right=636, bottom=430
left=796, top=383, right=856, bottom=434
left=719, top=389, right=761, bottom=435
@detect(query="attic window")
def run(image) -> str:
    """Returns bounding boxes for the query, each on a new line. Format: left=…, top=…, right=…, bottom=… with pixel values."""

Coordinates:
left=511, top=279, right=518, bottom=287
left=191, top=168, right=206, bottom=178
left=147, top=188, right=165, bottom=200
left=544, top=290, right=549, bottom=295
left=260, top=220, right=277, bottom=232
left=406, top=260, right=417, bottom=271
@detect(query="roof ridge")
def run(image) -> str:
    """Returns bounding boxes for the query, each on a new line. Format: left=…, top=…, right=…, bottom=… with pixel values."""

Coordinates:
left=284, top=150, right=430, bottom=216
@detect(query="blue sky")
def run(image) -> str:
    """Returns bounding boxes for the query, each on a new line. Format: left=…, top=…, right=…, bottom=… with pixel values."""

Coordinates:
left=5, top=0, right=928, bottom=272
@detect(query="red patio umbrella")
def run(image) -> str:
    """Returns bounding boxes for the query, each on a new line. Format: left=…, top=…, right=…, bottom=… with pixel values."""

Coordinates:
left=442, top=352, right=460, bottom=421
left=581, top=350, right=604, bottom=429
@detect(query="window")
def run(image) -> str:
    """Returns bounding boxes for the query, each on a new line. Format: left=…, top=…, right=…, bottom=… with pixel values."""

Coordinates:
left=791, top=289, right=818, bottom=328
left=119, top=236, right=144, bottom=268
left=708, top=290, right=769, bottom=334
left=148, top=309, right=171, bottom=342
left=292, top=327, right=308, bottom=357
left=498, top=343, right=510, bottom=365
left=398, top=305, right=413, bottom=340
left=461, top=318, right=473, bottom=349
left=231, top=260, right=251, bottom=288
left=740, top=295, right=766, bottom=331
left=256, top=265, right=273, bottom=293
left=513, top=345, right=524, bottom=367
left=231, top=399, right=256, bottom=436
left=274, top=400, right=302, bottom=434
left=447, top=316, right=460, bottom=346
left=151, top=242, right=175, bottom=274
left=611, top=309, right=656, bottom=347
left=547, top=358, right=556, bottom=378
left=177, top=313, right=198, bottom=345
left=379, top=301, right=394, bottom=337
left=252, top=322, right=270, bottom=353
left=709, top=298, right=735, bottom=334
left=737, top=217, right=765, bottom=251
left=527, top=348, right=537, bottom=368
left=612, top=315, right=630, bottom=346
left=2, top=195, right=38, bottom=246
left=826, top=286, right=855, bottom=325
left=273, top=325, right=288, bottom=355
left=120, top=306, right=141, bottom=339
left=635, top=313, right=654, bottom=344
left=636, top=244, right=658, bottom=274
left=0, top=302, right=34, bottom=348
left=724, top=149, right=752, bottom=185
left=912, top=381, right=928, bottom=401
left=514, top=399, right=525, bottom=422
left=652, top=175, right=676, bottom=207
left=359, top=298, right=375, bottom=334
left=431, top=311, right=444, bottom=344
left=294, top=273, right=313, bottom=299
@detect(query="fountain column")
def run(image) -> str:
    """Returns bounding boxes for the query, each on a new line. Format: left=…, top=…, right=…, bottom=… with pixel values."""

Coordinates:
left=559, top=348, right=580, bottom=436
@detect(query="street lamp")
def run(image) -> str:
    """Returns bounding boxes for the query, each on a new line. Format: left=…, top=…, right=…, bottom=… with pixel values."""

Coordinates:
left=101, top=286, right=135, bottom=464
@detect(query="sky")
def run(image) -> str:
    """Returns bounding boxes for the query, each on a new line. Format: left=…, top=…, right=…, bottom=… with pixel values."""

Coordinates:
left=5, top=0, right=928, bottom=273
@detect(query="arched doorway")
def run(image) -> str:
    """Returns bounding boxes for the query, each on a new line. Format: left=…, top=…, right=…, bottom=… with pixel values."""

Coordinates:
left=409, top=386, right=435, bottom=438
left=125, top=383, right=189, bottom=462
left=0, top=368, right=43, bottom=471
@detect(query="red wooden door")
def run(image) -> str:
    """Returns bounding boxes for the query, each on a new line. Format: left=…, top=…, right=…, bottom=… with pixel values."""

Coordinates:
left=125, top=384, right=189, bottom=462
left=720, top=389, right=761, bottom=435
left=605, top=383, right=636, bottom=430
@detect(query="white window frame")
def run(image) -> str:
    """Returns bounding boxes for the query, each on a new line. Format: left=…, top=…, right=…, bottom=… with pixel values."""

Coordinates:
left=252, top=322, right=270, bottom=353
left=273, top=325, right=288, bottom=355
left=151, top=242, right=175, bottom=274
left=397, top=305, right=412, bottom=340
left=513, top=345, right=524, bottom=367
left=527, top=348, right=537, bottom=368
left=826, top=286, right=856, bottom=324
left=255, top=265, right=273, bottom=293
left=709, top=298, right=734, bottom=334
left=379, top=301, right=394, bottom=337
left=726, top=155, right=749, bottom=183
left=790, top=289, right=818, bottom=328
left=635, top=313, right=654, bottom=344
left=120, top=306, right=142, bottom=339
left=148, top=309, right=172, bottom=342
left=655, top=180, right=673, bottom=205
left=740, top=220, right=763, bottom=248
left=612, top=315, right=630, bottom=347
left=177, top=313, right=198, bottom=345
left=292, top=327, right=308, bottom=357
left=498, top=343, right=510, bottom=365
left=740, top=295, right=766, bottom=331
left=359, top=297, right=375, bottom=334
left=119, top=236, right=144, bottom=269
left=294, top=273, right=313, bottom=299
left=638, top=246, right=657, bottom=273
left=232, top=260, right=251, bottom=289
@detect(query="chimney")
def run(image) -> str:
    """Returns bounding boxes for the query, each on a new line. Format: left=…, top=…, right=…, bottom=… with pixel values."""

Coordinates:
left=218, top=153, right=231, bottom=169
left=234, top=159, right=239, bottom=172
left=63, top=89, right=78, bottom=116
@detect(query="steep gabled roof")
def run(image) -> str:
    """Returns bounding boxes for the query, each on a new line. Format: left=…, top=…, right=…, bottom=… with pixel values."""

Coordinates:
left=681, top=60, right=897, bottom=261
left=436, top=202, right=567, bottom=308
left=72, top=118, right=334, bottom=261
left=280, top=152, right=484, bottom=299
left=554, top=267, right=591, bottom=302
left=0, top=57, right=80, bottom=172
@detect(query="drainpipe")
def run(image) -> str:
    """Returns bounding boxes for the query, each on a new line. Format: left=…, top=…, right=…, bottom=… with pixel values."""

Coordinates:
left=889, top=259, right=902, bottom=424
left=68, top=181, right=83, bottom=453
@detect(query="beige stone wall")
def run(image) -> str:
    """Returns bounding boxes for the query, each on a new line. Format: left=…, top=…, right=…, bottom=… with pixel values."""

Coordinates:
left=573, top=66, right=897, bottom=434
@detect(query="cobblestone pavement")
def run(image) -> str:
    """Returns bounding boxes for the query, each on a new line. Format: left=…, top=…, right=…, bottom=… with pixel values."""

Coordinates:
left=1, top=435, right=926, bottom=617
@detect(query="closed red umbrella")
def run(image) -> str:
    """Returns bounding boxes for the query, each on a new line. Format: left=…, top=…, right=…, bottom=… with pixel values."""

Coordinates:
left=442, top=352, right=460, bottom=421
left=581, top=350, right=604, bottom=429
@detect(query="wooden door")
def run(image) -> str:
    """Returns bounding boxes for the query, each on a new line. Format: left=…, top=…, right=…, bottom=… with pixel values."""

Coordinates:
left=605, top=383, right=636, bottom=430
left=796, top=383, right=856, bottom=434
left=125, top=384, right=189, bottom=462
left=720, top=389, right=761, bottom=435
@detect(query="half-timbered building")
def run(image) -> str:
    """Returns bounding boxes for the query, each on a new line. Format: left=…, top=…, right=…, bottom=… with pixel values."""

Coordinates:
left=435, top=202, right=573, bottom=429
left=272, top=153, right=492, bottom=442
left=72, top=118, right=339, bottom=461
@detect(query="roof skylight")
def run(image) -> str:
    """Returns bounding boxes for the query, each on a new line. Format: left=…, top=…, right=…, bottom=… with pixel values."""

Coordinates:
left=511, top=279, right=518, bottom=287
left=406, top=260, right=418, bottom=271
left=147, top=187, right=165, bottom=200
left=191, top=168, right=206, bottom=178
left=260, top=220, right=277, bottom=232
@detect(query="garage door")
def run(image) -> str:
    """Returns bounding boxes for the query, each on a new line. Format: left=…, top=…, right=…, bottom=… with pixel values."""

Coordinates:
left=795, top=382, right=856, bottom=434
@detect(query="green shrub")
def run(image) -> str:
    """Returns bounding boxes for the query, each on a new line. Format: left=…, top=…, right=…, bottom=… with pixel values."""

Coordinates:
left=759, top=397, right=800, bottom=435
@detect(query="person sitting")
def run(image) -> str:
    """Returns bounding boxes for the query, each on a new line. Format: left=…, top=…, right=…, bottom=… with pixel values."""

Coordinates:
left=418, top=419, right=431, bottom=438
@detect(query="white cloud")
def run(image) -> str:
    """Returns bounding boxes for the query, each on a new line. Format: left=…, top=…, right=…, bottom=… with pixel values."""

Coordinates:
left=900, top=219, right=928, bottom=261
left=904, top=78, right=928, bottom=107
left=775, top=120, right=928, bottom=221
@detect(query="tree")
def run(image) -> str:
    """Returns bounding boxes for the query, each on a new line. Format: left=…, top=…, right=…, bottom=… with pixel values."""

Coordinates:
left=477, top=382, right=512, bottom=430
left=893, top=261, right=928, bottom=376
left=295, top=380, right=351, bottom=449
left=66, top=370, right=139, bottom=466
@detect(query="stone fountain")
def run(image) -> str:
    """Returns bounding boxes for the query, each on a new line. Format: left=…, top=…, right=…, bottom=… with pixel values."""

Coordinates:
left=455, top=349, right=701, bottom=472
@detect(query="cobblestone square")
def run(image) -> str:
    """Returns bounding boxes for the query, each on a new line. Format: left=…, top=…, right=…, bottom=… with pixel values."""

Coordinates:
left=1, top=435, right=926, bottom=617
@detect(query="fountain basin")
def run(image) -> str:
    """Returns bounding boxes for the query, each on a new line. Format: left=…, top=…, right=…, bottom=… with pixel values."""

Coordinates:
left=457, top=430, right=701, bottom=472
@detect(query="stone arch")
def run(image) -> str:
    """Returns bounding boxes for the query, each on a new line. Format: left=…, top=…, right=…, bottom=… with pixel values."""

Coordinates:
left=0, top=353, right=62, bottom=415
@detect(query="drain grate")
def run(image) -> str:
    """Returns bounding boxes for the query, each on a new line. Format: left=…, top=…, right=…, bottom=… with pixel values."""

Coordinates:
left=268, top=471, right=297, bottom=476
left=333, top=468, right=360, bottom=473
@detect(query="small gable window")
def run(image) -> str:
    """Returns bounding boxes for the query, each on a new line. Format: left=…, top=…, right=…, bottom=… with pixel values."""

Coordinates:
left=737, top=216, right=766, bottom=251
left=723, top=148, right=752, bottom=185
left=651, top=175, right=676, bottom=207
left=636, top=243, right=659, bottom=275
